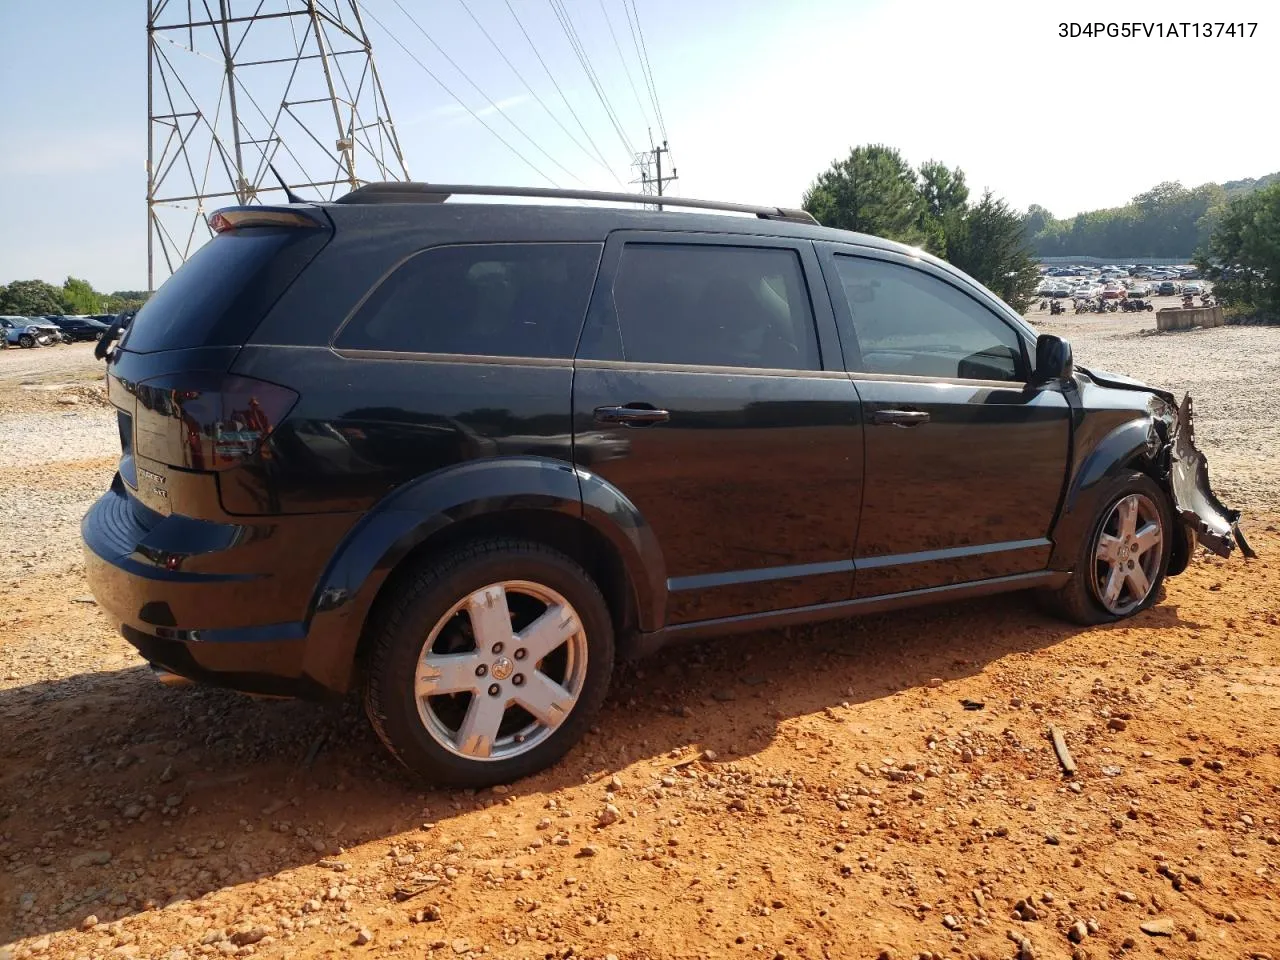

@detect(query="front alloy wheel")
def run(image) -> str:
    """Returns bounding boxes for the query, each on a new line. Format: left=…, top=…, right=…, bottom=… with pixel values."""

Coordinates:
left=415, top=581, right=588, bottom=761
left=1092, top=493, right=1163, bottom=615
left=1036, top=472, right=1175, bottom=625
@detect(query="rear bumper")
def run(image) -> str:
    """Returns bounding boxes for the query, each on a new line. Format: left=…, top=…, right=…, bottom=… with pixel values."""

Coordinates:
left=82, top=475, right=355, bottom=699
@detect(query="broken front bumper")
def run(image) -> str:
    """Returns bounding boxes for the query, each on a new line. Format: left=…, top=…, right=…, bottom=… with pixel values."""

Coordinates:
left=1169, top=394, right=1255, bottom=559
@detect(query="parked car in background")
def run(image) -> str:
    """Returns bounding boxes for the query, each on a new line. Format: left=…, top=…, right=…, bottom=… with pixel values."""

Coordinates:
left=1157, top=281, right=1180, bottom=296
left=48, top=315, right=109, bottom=342
left=1101, top=283, right=1126, bottom=299
left=0, top=316, right=62, bottom=347
left=1127, top=282, right=1151, bottom=297
left=1182, top=282, right=1205, bottom=296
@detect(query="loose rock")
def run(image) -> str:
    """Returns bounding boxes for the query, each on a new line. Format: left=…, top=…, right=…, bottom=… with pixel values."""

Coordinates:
left=1140, top=918, right=1175, bottom=937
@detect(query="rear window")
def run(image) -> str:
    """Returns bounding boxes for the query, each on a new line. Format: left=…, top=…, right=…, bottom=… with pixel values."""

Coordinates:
left=611, top=243, right=819, bottom=370
left=334, top=242, right=602, bottom=359
left=121, top=227, right=329, bottom=354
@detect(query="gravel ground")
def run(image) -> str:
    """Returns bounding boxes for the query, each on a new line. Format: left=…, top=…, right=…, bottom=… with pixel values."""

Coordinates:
left=0, top=344, right=116, bottom=579
left=1, top=324, right=1278, bottom=960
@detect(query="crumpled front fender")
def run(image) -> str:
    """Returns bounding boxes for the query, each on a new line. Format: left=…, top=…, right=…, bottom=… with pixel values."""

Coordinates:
left=1169, top=394, right=1255, bottom=559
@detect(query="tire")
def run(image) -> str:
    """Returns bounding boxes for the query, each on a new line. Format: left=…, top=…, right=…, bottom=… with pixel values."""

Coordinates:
left=363, top=538, right=615, bottom=787
left=1037, top=472, right=1175, bottom=625
left=18, top=334, right=34, bottom=348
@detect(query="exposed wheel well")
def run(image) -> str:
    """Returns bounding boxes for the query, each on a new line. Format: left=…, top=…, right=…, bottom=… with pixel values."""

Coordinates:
left=1129, top=454, right=1192, bottom=576
left=355, top=509, right=639, bottom=675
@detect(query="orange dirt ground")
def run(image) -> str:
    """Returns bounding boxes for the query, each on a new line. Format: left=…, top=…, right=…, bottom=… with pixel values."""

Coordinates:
left=2, top=522, right=1278, bottom=960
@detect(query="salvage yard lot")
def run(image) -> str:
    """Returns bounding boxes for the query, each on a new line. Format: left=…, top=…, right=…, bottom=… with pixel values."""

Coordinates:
left=2, top=326, right=1279, bottom=959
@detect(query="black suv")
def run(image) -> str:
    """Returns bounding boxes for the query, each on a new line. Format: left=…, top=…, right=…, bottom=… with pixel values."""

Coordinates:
left=83, top=184, right=1249, bottom=786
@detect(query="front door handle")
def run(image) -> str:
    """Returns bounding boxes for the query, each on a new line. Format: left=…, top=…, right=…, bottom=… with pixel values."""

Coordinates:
left=594, top=404, right=670, bottom=426
left=870, top=409, right=930, bottom=427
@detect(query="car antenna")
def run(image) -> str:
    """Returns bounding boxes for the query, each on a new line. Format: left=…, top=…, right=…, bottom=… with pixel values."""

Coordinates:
left=268, top=164, right=306, bottom=205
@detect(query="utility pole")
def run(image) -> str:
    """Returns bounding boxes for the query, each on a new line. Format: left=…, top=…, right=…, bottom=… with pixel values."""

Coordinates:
left=631, top=137, right=677, bottom=210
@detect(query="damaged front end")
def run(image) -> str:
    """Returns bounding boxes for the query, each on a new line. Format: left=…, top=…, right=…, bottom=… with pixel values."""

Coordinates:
left=1078, top=366, right=1254, bottom=563
left=1166, top=394, right=1255, bottom=559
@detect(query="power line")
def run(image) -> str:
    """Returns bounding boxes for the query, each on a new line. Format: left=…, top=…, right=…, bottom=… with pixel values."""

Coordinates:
left=502, top=0, right=621, bottom=183
left=547, top=0, right=636, bottom=158
left=388, top=0, right=585, bottom=186
left=621, top=0, right=668, bottom=144
left=595, top=0, right=652, bottom=134
left=361, top=3, right=559, bottom=186
left=456, top=0, right=623, bottom=186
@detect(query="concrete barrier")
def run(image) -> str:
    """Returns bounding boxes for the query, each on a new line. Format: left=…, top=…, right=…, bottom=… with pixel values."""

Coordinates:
left=1155, top=306, right=1225, bottom=331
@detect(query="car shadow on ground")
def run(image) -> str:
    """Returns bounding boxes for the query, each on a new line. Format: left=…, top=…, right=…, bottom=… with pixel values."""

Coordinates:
left=0, top=590, right=1199, bottom=942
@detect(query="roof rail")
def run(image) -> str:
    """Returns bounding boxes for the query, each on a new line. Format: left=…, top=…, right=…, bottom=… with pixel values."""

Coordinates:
left=334, top=182, right=819, bottom=225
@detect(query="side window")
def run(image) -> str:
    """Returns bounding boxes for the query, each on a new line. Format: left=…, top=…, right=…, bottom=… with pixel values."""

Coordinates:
left=335, top=242, right=602, bottom=358
left=612, top=243, right=819, bottom=370
left=831, top=255, right=1026, bottom=381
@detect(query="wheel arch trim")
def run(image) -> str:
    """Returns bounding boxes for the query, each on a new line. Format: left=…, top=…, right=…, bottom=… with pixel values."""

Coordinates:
left=1049, top=417, right=1159, bottom=570
left=299, top=457, right=666, bottom=692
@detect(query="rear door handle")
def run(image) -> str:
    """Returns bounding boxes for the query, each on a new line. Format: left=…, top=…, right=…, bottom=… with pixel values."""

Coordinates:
left=870, top=409, right=930, bottom=427
left=594, top=404, right=670, bottom=426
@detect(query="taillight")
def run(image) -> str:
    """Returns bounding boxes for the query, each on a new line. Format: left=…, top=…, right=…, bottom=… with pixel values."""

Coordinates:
left=133, top=374, right=298, bottom=471
left=209, top=207, right=325, bottom=234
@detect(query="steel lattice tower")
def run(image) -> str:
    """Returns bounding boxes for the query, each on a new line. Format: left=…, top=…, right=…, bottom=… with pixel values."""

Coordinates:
left=146, top=0, right=410, bottom=290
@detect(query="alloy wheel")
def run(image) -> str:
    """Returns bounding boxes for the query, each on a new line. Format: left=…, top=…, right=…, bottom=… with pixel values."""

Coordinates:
left=414, top=580, right=588, bottom=762
left=1093, top=493, right=1163, bottom=615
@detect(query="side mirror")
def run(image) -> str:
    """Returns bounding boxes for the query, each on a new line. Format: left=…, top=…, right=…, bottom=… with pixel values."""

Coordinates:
left=1034, top=334, right=1074, bottom=383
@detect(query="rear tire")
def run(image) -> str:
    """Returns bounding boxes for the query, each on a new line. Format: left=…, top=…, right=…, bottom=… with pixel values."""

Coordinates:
left=363, top=538, right=615, bottom=787
left=18, top=334, right=34, bottom=348
left=1037, top=472, right=1174, bottom=625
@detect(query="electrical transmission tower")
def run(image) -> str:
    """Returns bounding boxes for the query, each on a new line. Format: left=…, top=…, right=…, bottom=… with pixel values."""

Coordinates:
left=631, top=139, right=677, bottom=209
left=146, top=0, right=410, bottom=290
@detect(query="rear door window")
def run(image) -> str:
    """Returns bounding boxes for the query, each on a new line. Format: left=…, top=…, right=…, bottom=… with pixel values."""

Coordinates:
left=335, top=243, right=602, bottom=359
left=611, top=243, right=819, bottom=370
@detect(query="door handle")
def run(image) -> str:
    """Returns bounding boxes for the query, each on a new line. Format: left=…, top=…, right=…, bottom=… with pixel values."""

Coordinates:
left=594, top=404, right=670, bottom=426
left=870, top=409, right=930, bottom=427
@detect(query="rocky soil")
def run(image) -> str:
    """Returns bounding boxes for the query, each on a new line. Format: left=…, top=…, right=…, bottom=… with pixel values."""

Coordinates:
left=2, top=334, right=1278, bottom=960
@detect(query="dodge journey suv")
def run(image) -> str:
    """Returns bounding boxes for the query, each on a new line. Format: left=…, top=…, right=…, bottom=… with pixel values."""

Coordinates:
left=83, top=183, right=1249, bottom=786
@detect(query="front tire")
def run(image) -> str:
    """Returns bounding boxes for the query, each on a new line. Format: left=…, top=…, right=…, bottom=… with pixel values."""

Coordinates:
left=363, top=538, right=615, bottom=787
left=1038, top=473, right=1174, bottom=625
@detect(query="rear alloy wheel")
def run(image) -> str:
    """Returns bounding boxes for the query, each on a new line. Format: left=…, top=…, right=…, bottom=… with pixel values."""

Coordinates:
left=363, top=539, right=614, bottom=787
left=1037, top=473, right=1174, bottom=625
left=18, top=334, right=34, bottom=348
left=414, top=580, right=589, bottom=761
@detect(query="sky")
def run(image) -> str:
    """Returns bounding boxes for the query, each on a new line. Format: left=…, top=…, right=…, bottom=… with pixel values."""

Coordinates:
left=1, top=0, right=1277, bottom=291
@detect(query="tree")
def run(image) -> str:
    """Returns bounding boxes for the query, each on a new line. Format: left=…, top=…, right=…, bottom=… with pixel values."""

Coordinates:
left=802, top=144, right=925, bottom=245
left=62, top=276, right=103, bottom=314
left=1022, top=204, right=1052, bottom=239
left=1197, top=183, right=1280, bottom=318
left=105, top=290, right=150, bottom=313
left=0, top=279, right=68, bottom=316
left=946, top=191, right=1041, bottom=311
left=1024, top=175, right=1257, bottom=259
left=916, top=160, right=968, bottom=256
